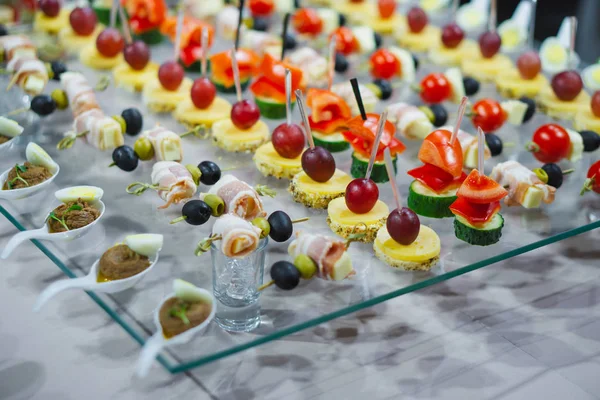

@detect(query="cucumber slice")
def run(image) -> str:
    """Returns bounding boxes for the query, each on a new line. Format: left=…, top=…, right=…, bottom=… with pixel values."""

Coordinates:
left=133, top=29, right=163, bottom=45
left=254, top=97, right=295, bottom=119
left=212, top=77, right=251, bottom=94
left=350, top=152, right=396, bottom=183
left=454, top=213, right=504, bottom=246
left=312, top=131, right=350, bottom=152
left=407, top=180, right=457, bottom=218
left=93, top=6, right=125, bottom=26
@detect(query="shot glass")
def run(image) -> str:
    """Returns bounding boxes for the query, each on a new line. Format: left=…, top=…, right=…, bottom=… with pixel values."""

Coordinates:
left=211, top=238, right=268, bottom=332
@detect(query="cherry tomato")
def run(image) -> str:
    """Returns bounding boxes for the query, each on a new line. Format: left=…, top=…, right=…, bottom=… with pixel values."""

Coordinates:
left=471, top=99, right=507, bottom=132
left=292, top=8, right=323, bottom=36
left=419, top=73, right=451, bottom=104
left=527, top=123, right=571, bottom=163
left=582, top=160, right=600, bottom=195
left=377, top=0, right=395, bottom=19
left=369, top=49, right=400, bottom=80
left=331, top=27, right=358, bottom=56
left=249, top=0, right=275, bottom=17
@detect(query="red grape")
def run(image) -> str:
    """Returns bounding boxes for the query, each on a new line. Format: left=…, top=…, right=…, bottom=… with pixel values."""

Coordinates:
left=441, top=23, right=464, bottom=49
left=272, top=123, right=305, bottom=159
left=516, top=51, right=541, bottom=80
left=191, top=77, right=216, bottom=109
left=39, top=0, right=60, bottom=17
left=592, top=91, right=600, bottom=118
left=345, top=178, right=379, bottom=214
left=387, top=207, right=420, bottom=245
left=231, top=100, right=260, bottom=130
left=377, top=0, right=395, bottom=18
left=123, top=40, right=150, bottom=70
left=69, top=7, right=97, bottom=36
left=551, top=70, right=583, bottom=101
left=158, top=61, right=184, bottom=91
left=419, top=73, right=451, bottom=104
left=301, top=146, right=335, bottom=182
left=96, top=28, right=124, bottom=58
left=407, top=7, right=428, bottom=33
left=478, top=31, right=501, bottom=58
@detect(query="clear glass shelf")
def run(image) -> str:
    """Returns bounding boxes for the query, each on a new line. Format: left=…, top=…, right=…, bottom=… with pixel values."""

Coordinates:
left=1, top=42, right=599, bottom=375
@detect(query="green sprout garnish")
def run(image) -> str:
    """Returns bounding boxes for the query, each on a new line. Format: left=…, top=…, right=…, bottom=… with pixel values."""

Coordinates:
left=47, top=211, right=69, bottom=232
left=66, top=204, right=83, bottom=212
left=255, top=184, right=276, bottom=198
left=6, top=164, right=29, bottom=189
left=169, top=302, right=190, bottom=325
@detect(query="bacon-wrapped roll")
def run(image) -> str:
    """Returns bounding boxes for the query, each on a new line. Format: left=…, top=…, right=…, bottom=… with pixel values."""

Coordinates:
left=286, top=47, right=328, bottom=89
left=72, top=108, right=123, bottom=150
left=386, top=103, right=433, bottom=140
left=151, top=161, right=197, bottom=209
left=143, top=126, right=183, bottom=162
left=200, top=174, right=266, bottom=221
left=1, top=35, right=36, bottom=61
left=61, top=72, right=100, bottom=118
left=8, top=58, right=48, bottom=95
left=212, top=214, right=262, bottom=258
left=288, top=232, right=354, bottom=281
left=241, top=30, right=281, bottom=57
left=490, top=161, right=556, bottom=208
left=439, top=125, right=491, bottom=169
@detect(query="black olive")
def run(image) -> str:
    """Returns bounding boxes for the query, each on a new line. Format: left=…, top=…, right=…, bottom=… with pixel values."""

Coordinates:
left=338, top=13, right=346, bottom=27
left=50, top=61, right=67, bottom=82
left=267, top=211, right=293, bottom=242
left=428, top=104, right=448, bottom=127
left=541, top=163, right=563, bottom=189
left=519, top=96, right=536, bottom=123
left=373, top=32, right=382, bottom=49
left=462, top=77, right=480, bottom=96
left=270, top=261, right=300, bottom=290
left=181, top=200, right=212, bottom=226
left=0, top=25, right=7, bottom=37
left=485, top=133, right=503, bottom=156
left=579, top=130, right=600, bottom=152
left=334, top=52, right=349, bottom=73
left=252, top=17, right=269, bottom=32
left=198, top=160, right=221, bottom=185
left=284, top=33, right=297, bottom=51
left=412, top=53, right=420, bottom=70
left=293, top=0, right=300, bottom=8
left=111, top=145, right=139, bottom=171
left=30, top=95, right=56, bottom=116
left=372, top=79, right=393, bottom=100
left=121, top=108, right=143, bottom=136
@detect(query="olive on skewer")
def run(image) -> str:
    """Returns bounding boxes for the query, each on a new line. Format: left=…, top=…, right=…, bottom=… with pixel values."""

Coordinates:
left=533, top=163, right=574, bottom=189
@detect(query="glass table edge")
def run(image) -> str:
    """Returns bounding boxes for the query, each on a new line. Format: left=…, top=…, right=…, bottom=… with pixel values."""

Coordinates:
left=2, top=204, right=599, bottom=374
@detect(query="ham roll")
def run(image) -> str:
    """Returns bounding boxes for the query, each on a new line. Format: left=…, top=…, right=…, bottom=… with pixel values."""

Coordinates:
left=61, top=72, right=100, bottom=118
left=143, top=126, right=183, bottom=162
left=288, top=232, right=354, bottom=281
left=490, top=161, right=556, bottom=208
left=151, top=161, right=197, bottom=209
left=3, top=36, right=47, bottom=95
left=286, top=47, right=328, bottom=88
left=200, top=175, right=266, bottom=221
left=1, top=35, right=36, bottom=61
left=212, top=214, right=262, bottom=258
left=387, top=102, right=433, bottom=140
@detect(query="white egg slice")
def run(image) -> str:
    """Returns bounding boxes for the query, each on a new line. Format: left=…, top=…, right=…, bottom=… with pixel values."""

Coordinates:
left=389, top=46, right=415, bottom=83
left=445, top=67, right=465, bottom=104
left=456, top=5, right=486, bottom=33
left=125, top=234, right=164, bottom=257
left=173, top=279, right=213, bottom=304
left=0, top=116, right=24, bottom=138
left=25, top=143, right=59, bottom=174
left=539, top=37, right=579, bottom=74
left=498, top=20, right=527, bottom=52
left=582, top=64, right=600, bottom=92
left=55, top=185, right=104, bottom=203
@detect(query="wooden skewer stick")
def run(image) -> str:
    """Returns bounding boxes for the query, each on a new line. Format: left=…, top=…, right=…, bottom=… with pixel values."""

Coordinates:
left=285, top=69, right=292, bottom=126
left=328, top=36, right=336, bottom=91
left=231, top=48, right=242, bottom=103
left=109, top=0, right=118, bottom=29
left=296, top=89, right=315, bottom=149
left=234, top=0, right=245, bottom=51
left=365, top=109, right=388, bottom=181
left=174, top=3, right=184, bottom=62
left=477, top=126, right=485, bottom=174
left=118, top=3, right=132, bottom=44
left=528, top=0, right=538, bottom=49
left=450, top=96, right=469, bottom=145
left=568, top=16, right=578, bottom=70
left=489, top=0, right=497, bottom=33
left=201, top=27, right=209, bottom=77
left=384, top=147, right=401, bottom=210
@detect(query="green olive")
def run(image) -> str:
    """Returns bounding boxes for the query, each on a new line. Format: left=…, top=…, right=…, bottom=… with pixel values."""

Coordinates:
left=45, top=62, right=54, bottom=80
left=204, top=194, right=225, bottom=217
left=112, top=115, right=127, bottom=134
left=133, top=137, right=154, bottom=161
left=252, top=217, right=270, bottom=239
left=418, top=105, right=435, bottom=124
left=532, top=168, right=549, bottom=184
left=51, top=89, right=69, bottom=110
left=294, top=254, right=317, bottom=280
left=185, top=164, right=202, bottom=185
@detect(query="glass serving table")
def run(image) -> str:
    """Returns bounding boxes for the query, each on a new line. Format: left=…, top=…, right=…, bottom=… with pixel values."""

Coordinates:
left=1, top=40, right=599, bottom=374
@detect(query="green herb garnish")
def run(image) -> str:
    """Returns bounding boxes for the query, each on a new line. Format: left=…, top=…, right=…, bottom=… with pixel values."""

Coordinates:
left=16, top=164, right=27, bottom=173
left=169, top=302, right=190, bottom=325
left=6, top=164, right=29, bottom=189
left=47, top=211, right=69, bottom=232
left=66, top=204, right=83, bottom=212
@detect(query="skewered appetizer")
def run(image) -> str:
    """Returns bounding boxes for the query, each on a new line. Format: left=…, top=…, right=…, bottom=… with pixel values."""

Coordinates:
left=0, top=117, right=24, bottom=146
left=407, top=129, right=466, bottom=218
left=496, top=0, right=532, bottom=53
left=288, top=232, right=354, bottom=281
left=212, top=95, right=268, bottom=152
left=538, top=70, right=590, bottom=120
left=496, top=51, right=548, bottom=99
left=113, top=40, right=159, bottom=92
left=369, top=47, right=417, bottom=83
left=525, top=123, right=583, bottom=164
left=386, top=103, right=448, bottom=140
left=428, top=21, right=478, bottom=66
left=212, top=214, right=262, bottom=258
left=142, top=61, right=193, bottom=113
left=490, top=161, right=556, bottom=208
left=330, top=26, right=380, bottom=57
left=210, top=48, right=260, bottom=93
left=461, top=27, right=513, bottom=82
left=416, top=68, right=466, bottom=104
left=395, top=7, right=440, bottom=53
left=450, top=168, right=508, bottom=246
left=33, top=0, right=70, bottom=35
left=59, top=6, right=103, bottom=53
left=574, top=91, right=600, bottom=132
left=439, top=125, right=491, bottom=170
left=306, top=88, right=352, bottom=152
left=240, top=29, right=281, bottom=57
left=173, top=76, right=232, bottom=131
left=141, top=126, right=183, bottom=162
left=144, top=161, right=197, bottom=209
left=199, top=174, right=266, bottom=221
left=291, top=7, right=345, bottom=38
left=285, top=47, right=328, bottom=89
left=2, top=36, right=48, bottom=95
left=539, top=17, right=580, bottom=74
left=469, top=98, right=529, bottom=133
left=2, top=143, right=58, bottom=190
left=331, top=81, right=377, bottom=115
left=0, top=35, right=37, bottom=61
left=581, top=160, right=600, bottom=197
left=122, top=0, right=166, bottom=44
left=161, top=16, right=214, bottom=70
left=80, top=27, right=125, bottom=70
left=366, top=0, right=406, bottom=34
left=455, top=0, right=488, bottom=34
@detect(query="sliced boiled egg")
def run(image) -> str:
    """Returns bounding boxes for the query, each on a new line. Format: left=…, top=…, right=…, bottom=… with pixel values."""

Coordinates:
left=25, top=143, right=59, bottom=174
left=497, top=20, right=526, bottom=52
left=389, top=46, right=415, bottom=83
left=420, top=0, right=450, bottom=12
left=0, top=116, right=24, bottom=138
left=55, top=185, right=104, bottom=203
left=456, top=4, right=486, bottom=33
left=445, top=67, right=465, bottom=103
left=582, top=63, right=600, bottom=92
left=173, top=279, right=213, bottom=304
left=539, top=37, right=579, bottom=74
left=125, top=234, right=164, bottom=257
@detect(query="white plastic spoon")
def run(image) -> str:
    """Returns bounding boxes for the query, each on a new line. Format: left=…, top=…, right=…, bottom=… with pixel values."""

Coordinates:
left=136, top=280, right=215, bottom=378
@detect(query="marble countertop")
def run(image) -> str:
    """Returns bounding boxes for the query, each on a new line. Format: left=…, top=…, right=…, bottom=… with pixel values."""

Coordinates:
left=1, top=218, right=599, bottom=399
